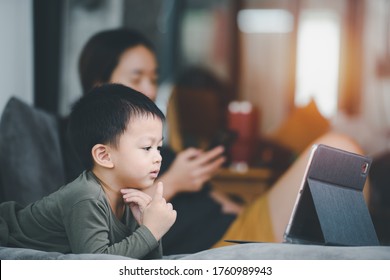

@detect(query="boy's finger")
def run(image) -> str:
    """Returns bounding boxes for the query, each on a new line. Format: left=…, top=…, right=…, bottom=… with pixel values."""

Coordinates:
left=153, top=182, right=164, bottom=199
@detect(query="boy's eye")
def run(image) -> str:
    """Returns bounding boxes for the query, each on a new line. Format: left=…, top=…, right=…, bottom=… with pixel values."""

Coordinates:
left=142, top=146, right=162, bottom=152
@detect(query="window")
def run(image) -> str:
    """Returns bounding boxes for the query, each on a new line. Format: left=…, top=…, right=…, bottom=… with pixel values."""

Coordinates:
left=237, top=9, right=293, bottom=34
left=295, top=10, right=340, bottom=118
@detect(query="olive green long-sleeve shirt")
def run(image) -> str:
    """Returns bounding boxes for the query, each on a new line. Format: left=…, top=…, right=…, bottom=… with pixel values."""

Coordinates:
left=0, top=171, right=162, bottom=259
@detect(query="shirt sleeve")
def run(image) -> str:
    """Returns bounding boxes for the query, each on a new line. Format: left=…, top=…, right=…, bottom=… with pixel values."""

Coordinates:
left=63, top=199, right=161, bottom=259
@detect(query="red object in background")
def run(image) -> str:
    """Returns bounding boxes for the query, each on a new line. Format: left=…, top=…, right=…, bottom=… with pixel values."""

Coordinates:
left=227, top=101, right=259, bottom=164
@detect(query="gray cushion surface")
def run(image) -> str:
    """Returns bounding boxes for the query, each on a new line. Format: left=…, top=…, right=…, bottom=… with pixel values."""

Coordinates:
left=0, top=97, right=65, bottom=206
left=1, top=243, right=389, bottom=260
left=178, top=243, right=390, bottom=260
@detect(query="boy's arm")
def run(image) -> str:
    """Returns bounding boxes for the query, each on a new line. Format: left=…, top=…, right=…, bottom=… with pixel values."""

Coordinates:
left=64, top=199, right=162, bottom=259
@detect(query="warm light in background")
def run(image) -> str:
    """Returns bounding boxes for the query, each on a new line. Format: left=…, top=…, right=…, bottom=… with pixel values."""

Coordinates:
left=237, top=9, right=293, bottom=34
left=295, top=10, right=340, bottom=118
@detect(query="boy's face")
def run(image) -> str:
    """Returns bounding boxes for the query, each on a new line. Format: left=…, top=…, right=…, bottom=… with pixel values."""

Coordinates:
left=109, top=115, right=163, bottom=189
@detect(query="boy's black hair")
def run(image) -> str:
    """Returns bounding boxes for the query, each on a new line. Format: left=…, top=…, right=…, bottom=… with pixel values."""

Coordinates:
left=78, top=28, right=155, bottom=94
left=68, top=83, right=165, bottom=170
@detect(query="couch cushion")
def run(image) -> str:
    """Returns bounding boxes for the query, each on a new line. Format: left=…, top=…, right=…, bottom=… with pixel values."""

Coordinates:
left=0, top=97, right=65, bottom=206
left=1, top=243, right=389, bottom=260
left=179, top=243, right=390, bottom=260
left=0, top=246, right=133, bottom=260
left=269, top=100, right=330, bottom=154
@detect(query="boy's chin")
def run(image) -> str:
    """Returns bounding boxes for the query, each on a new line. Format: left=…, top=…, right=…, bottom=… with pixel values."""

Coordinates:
left=140, top=180, right=155, bottom=189
left=140, top=183, right=156, bottom=196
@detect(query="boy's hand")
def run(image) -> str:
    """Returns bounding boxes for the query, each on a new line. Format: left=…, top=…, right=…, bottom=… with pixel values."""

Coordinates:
left=121, top=188, right=152, bottom=225
left=143, top=182, right=177, bottom=241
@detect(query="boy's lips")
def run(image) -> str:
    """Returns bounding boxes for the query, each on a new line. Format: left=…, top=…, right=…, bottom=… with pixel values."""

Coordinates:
left=150, top=169, right=160, bottom=178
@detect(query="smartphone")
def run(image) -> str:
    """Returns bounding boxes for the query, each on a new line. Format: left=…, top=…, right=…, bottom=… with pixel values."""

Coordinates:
left=208, top=129, right=237, bottom=151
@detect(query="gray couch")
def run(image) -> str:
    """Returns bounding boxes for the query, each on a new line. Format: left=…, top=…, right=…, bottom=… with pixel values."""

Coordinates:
left=1, top=243, right=389, bottom=260
left=0, top=97, right=389, bottom=260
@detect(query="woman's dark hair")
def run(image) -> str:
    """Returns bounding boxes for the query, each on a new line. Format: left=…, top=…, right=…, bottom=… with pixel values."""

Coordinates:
left=174, top=66, right=231, bottom=129
left=78, top=28, right=155, bottom=94
left=68, top=83, right=165, bottom=170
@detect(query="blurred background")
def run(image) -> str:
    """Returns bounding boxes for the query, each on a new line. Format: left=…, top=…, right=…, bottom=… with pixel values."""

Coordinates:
left=1, top=0, right=390, bottom=158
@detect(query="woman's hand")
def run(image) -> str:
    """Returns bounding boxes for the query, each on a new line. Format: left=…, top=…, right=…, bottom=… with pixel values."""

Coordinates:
left=160, top=146, right=225, bottom=200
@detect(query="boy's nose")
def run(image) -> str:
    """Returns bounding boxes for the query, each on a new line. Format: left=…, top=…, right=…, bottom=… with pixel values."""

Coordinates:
left=154, top=152, right=162, bottom=163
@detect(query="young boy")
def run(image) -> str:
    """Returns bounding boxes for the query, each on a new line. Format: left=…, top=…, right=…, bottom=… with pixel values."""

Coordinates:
left=0, top=84, right=176, bottom=259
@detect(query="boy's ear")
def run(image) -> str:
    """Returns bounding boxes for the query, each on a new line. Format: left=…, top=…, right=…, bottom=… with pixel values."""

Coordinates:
left=92, top=144, right=114, bottom=168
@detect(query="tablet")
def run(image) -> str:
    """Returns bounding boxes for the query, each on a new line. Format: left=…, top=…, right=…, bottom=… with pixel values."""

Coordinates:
left=283, top=144, right=379, bottom=246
